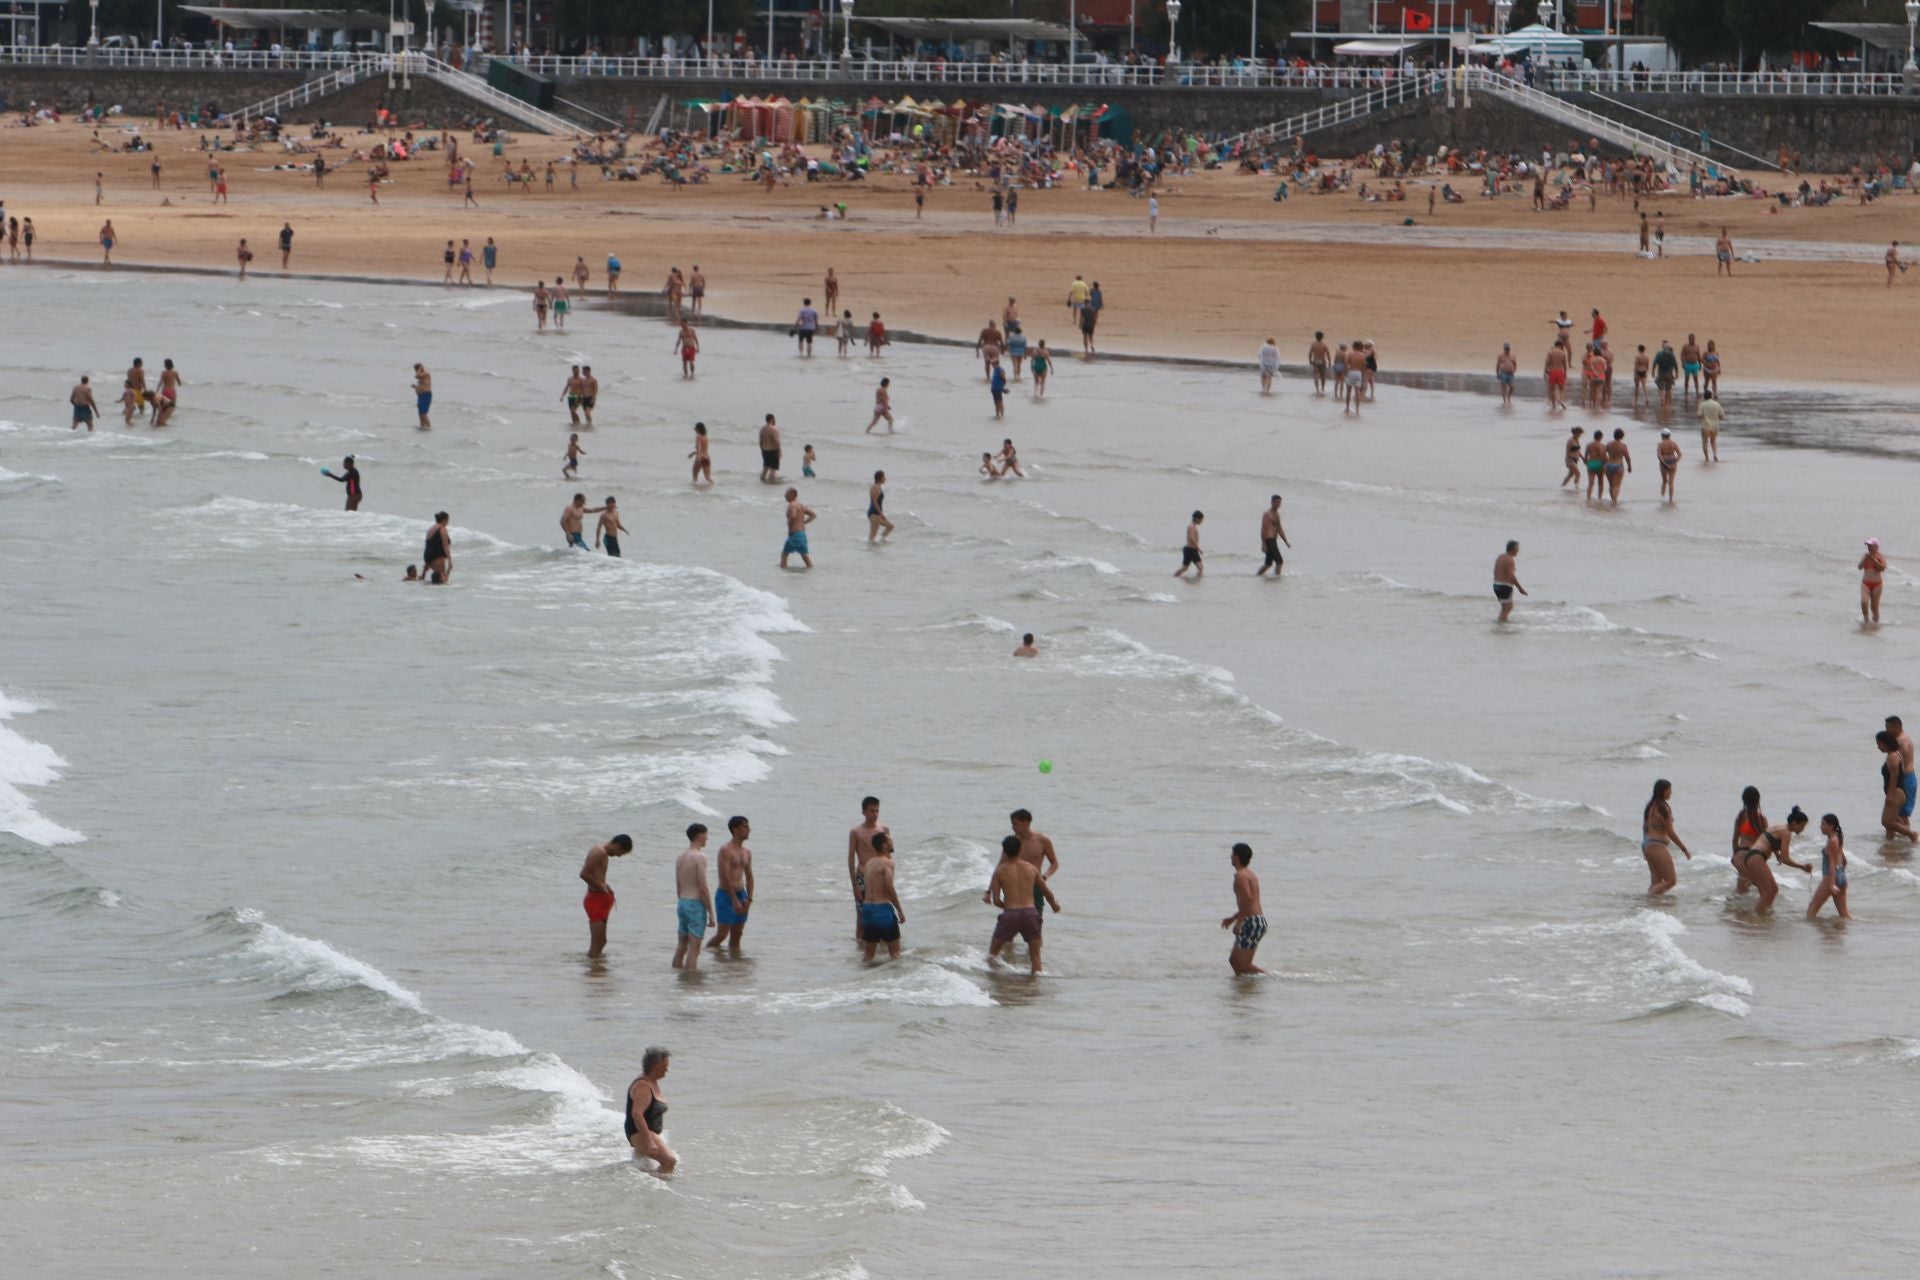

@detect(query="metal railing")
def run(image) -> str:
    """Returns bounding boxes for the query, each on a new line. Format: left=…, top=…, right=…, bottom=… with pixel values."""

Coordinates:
left=1540, top=68, right=1913, bottom=97
left=407, top=54, right=585, bottom=136
left=0, top=46, right=373, bottom=71
left=504, top=56, right=1447, bottom=91
left=1227, top=72, right=1443, bottom=148
left=511, top=54, right=1162, bottom=86
left=228, top=54, right=582, bottom=135
left=1576, top=87, right=1781, bottom=170
left=8, top=46, right=1912, bottom=99
left=234, top=56, right=381, bottom=126
left=1468, top=69, right=1735, bottom=177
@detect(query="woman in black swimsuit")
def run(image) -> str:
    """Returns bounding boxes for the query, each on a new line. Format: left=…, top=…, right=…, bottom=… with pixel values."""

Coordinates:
left=625, top=1046, right=677, bottom=1173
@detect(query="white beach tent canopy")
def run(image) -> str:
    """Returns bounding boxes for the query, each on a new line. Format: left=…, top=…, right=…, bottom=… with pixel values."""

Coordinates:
left=1469, top=24, right=1585, bottom=59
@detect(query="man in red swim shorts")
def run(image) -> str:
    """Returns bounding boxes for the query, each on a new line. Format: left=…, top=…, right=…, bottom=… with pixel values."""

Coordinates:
left=580, top=834, right=633, bottom=958
left=1543, top=342, right=1570, bottom=411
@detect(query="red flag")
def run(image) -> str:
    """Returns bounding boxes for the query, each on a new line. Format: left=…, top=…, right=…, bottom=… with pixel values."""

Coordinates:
left=1403, top=10, right=1434, bottom=31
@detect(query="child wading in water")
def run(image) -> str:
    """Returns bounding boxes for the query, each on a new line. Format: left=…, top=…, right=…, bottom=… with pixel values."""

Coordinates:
left=1807, top=813, right=1851, bottom=919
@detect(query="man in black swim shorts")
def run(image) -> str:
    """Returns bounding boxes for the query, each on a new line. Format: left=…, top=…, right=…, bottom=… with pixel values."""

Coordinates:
left=1175, top=510, right=1205, bottom=580
left=1492, top=539, right=1526, bottom=622
left=758, top=413, right=782, bottom=483
left=1257, top=494, right=1291, bottom=578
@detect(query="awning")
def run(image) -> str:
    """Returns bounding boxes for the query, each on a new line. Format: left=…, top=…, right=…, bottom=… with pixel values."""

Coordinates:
left=1334, top=38, right=1431, bottom=57
left=852, top=17, right=1076, bottom=43
left=179, top=7, right=392, bottom=30
left=1809, top=22, right=1914, bottom=52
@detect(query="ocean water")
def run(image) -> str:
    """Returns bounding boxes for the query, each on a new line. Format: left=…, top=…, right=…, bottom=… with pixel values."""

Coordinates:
left=3, top=271, right=1919, bottom=1278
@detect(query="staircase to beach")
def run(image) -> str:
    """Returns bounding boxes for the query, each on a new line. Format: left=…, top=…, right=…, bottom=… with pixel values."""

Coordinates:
left=233, top=53, right=583, bottom=136
left=1227, top=67, right=1743, bottom=179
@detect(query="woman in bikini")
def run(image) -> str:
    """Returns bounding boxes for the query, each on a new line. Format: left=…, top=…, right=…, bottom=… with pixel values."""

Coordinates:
left=1732, top=790, right=1811, bottom=910
left=1730, top=787, right=1778, bottom=910
left=1701, top=340, right=1721, bottom=396
left=1806, top=813, right=1852, bottom=920
left=1858, top=538, right=1886, bottom=625
left=1641, top=779, right=1691, bottom=895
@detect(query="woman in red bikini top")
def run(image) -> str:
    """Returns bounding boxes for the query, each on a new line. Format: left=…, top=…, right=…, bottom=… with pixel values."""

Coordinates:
left=1731, top=786, right=1779, bottom=911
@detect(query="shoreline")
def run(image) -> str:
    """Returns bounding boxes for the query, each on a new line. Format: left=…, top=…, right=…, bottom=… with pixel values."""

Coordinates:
left=13, top=255, right=1907, bottom=402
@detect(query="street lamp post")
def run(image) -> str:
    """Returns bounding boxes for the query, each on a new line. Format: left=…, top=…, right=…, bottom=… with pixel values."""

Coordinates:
left=1166, top=0, right=1181, bottom=66
left=1495, top=0, right=1511, bottom=39
left=1905, top=1, right=1918, bottom=75
left=87, top=0, right=100, bottom=49
left=842, top=0, right=854, bottom=63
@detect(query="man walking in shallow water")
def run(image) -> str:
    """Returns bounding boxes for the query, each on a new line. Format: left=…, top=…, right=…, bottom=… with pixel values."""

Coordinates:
left=1493, top=540, right=1527, bottom=623
left=1221, top=843, right=1267, bottom=975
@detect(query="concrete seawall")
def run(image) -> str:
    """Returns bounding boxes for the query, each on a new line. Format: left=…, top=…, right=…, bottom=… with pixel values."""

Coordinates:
left=5, top=64, right=1915, bottom=171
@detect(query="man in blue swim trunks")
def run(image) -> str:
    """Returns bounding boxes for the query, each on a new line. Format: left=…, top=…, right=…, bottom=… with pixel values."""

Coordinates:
left=858, top=832, right=905, bottom=962
left=1888, top=716, right=1917, bottom=820
left=671, top=823, right=714, bottom=970
left=705, top=816, right=755, bottom=955
left=412, top=363, right=433, bottom=429
left=780, top=486, right=816, bottom=570
left=559, top=493, right=604, bottom=550
left=848, top=796, right=888, bottom=943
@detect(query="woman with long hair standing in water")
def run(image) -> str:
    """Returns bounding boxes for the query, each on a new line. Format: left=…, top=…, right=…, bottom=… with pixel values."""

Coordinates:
left=1730, top=787, right=1779, bottom=911
left=1641, top=779, right=1691, bottom=895
left=1807, top=814, right=1852, bottom=920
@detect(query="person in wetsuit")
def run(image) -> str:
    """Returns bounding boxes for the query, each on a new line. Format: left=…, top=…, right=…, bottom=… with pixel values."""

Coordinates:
left=326, top=456, right=362, bottom=511
left=625, top=1046, right=677, bottom=1173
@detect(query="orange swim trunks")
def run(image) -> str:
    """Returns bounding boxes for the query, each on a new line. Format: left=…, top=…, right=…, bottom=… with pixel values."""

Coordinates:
left=583, top=890, right=615, bottom=922
left=1547, top=369, right=1567, bottom=386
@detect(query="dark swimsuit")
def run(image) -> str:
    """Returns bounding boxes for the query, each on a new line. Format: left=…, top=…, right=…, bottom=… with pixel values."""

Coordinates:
left=424, top=533, right=446, bottom=562
left=624, top=1078, right=666, bottom=1139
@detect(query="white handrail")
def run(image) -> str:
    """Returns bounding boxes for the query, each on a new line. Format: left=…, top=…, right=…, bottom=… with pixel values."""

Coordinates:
left=229, top=54, right=583, bottom=135
left=6, top=46, right=1912, bottom=99
left=0, top=46, right=371, bottom=72
left=1574, top=87, right=1780, bottom=170
left=406, top=54, right=585, bottom=136
left=1224, top=73, right=1444, bottom=149
left=234, top=56, right=382, bottom=126
left=1469, top=69, right=1736, bottom=178
left=1541, top=68, right=1912, bottom=97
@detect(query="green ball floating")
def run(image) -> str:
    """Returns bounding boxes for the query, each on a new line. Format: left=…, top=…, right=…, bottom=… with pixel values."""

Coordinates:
left=1038, top=760, right=1052, bottom=775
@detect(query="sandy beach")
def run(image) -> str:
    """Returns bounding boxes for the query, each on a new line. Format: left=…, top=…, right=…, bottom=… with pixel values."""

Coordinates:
left=3, top=118, right=1914, bottom=386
